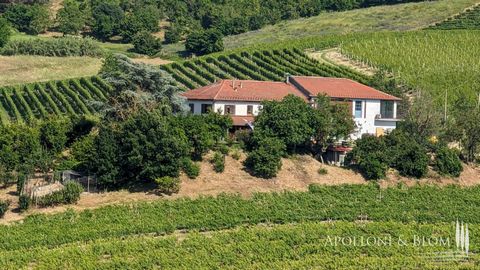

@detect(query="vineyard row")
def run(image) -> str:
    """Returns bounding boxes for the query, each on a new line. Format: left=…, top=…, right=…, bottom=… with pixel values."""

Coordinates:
left=0, top=76, right=112, bottom=123
left=161, top=48, right=371, bottom=90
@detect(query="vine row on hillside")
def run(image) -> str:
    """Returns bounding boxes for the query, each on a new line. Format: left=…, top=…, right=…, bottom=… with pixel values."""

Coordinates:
left=161, top=48, right=371, bottom=89
left=0, top=76, right=112, bottom=123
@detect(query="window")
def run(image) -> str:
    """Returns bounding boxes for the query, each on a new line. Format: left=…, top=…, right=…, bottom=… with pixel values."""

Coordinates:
left=247, top=105, right=253, bottom=115
left=354, top=101, right=362, bottom=118
left=201, top=104, right=212, bottom=114
left=224, top=105, right=236, bottom=115
left=380, top=101, right=394, bottom=119
left=189, top=104, right=194, bottom=113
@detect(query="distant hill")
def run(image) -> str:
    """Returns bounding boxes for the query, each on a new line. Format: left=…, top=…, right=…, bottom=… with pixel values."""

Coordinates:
left=221, top=0, right=479, bottom=50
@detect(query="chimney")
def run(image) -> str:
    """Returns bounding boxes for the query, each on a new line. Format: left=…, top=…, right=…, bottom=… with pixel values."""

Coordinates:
left=240, top=82, right=243, bottom=89
left=285, top=73, right=291, bottom=84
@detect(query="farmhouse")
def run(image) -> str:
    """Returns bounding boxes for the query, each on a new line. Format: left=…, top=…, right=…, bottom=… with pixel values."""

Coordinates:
left=182, top=76, right=402, bottom=139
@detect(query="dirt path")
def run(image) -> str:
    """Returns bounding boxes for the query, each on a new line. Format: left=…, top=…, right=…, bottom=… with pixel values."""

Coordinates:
left=1, top=155, right=479, bottom=225
left=308, top=48, right=376, bottom=76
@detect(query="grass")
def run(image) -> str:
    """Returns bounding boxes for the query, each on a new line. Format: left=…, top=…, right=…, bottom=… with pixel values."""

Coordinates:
left=194, top=0, right=477, bottom=51
left=0, top=56, right=102, bottom=87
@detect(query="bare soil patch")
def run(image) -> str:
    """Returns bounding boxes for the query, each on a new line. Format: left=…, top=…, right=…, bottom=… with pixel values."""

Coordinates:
left=131, top=57, right=173, bottom=66
left=308, top=48, right=376, bottom=76
left=1, top=154, right=479, bottom=224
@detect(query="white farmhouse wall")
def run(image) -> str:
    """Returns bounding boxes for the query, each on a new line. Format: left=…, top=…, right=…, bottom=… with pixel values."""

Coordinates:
left=351, top=99, right=397, bottom=139
left=187, top=100, right=262, bottom=116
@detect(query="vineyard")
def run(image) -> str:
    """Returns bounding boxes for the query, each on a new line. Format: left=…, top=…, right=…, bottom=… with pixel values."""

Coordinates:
left=1, top=221, right=478, bottom=269
left=0, top=76, right=112, bottom=123
left=429, top=4, right=480, bottom=30
left=1, top=184, right=480, bottom=268
left=340, top=30, right=480, bottom=105
left=161, top=48, right=371, bottom=90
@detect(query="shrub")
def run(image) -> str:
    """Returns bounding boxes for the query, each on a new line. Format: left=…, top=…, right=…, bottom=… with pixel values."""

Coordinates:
left=185, top=28, right=224, bottom=56
left=0, top=200, right=10, bottom=218
left=182, top=158, right=200, bottom=179
left=231, top=149, right=241, bottom=160
left=211, top=152, right=225, bottom=173
left=0, top=17, right=11, bottom=48
left=244, top=136, right=285, bottom=179
left=435, top=146, right=463, bottom=177
left=218, top=144, right=229, bottom=155
left=164, top=25, right=182, bottom=44
left=36, top=182, right=83, bottom=207
left=132, top=31, right=162, bottom=56
left=392, top=142, right=429, bottom=178
left=1, top=37, right=103, bottom=57
left=317, top=167, right=328, bottom=175
left=18, top=195, right=30, bottom=212
left=155, top=176, right=180, bottom=195
left=346, top=135, right=389, bottom=180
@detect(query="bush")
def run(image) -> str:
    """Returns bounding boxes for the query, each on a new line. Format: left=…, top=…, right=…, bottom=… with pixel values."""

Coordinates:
left=211, top=152, right=225, bottom=173
left=346, top=135, right=389, bottom=180
left=1, top=37, right=103, bottom=57
left=317, top=167, right=328, bottom=175
left=18, top=195, right=30, bottom=212
left=185, top=28, right=224, bottom=56
left=0, top=17, right=11, bottom=48
left=182, top=158, right=200, bottom=179
left=155, top=176, right=180, bottom=195
left=164, top=25, right=182, bottom=44
left=0, top=200, right=10, bottom=218
left=244, top=136, right=285, bottom=179
left=132, top=31, right=162, bottom=56
left=231, top=149, right=241, bottom=160
left=435, top=146, right=463, bottom=177
left=36, top=182, right=83, bottom=207
left=218, top=144, right=229, bottom=155
left=390, top=139, right=429, bottom=179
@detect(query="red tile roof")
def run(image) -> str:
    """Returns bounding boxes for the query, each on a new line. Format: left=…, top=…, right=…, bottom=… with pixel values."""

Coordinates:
left=231, top=115, right=254, bottom=126
left=181, top=80, right=308, bottom=102
left=290, top=76, right=401, bottom=101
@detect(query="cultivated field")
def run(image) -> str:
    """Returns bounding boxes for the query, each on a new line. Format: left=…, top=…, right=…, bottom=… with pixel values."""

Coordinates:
left=219, top=0, right=479, bottom=50
left=340, top=30, right=480, bottom=104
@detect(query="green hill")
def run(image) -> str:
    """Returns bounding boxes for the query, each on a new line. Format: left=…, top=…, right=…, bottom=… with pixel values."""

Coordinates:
left=429, top=3, right=480, bottom=29
left=220, top=0, right=479, bottom=50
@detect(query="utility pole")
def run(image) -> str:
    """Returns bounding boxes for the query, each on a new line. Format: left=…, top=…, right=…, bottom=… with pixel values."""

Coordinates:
left=444, top=89, right=448, bottom=124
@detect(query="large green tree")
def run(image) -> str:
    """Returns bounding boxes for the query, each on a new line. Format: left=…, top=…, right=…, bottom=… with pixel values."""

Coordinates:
left=57, top=0, right=86, bottom=35
left=185, top=28, right=224, bottom=56
left=92, top=2, right=124, bottom=40
left=0, top=17, right=11, bottom=48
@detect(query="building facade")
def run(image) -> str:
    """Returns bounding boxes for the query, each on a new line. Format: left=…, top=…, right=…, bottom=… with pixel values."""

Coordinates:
left=182, top=76, right=401, bottom=139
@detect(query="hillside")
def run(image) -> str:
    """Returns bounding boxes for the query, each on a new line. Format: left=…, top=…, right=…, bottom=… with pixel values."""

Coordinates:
left=340, top=30, right=480, bottom=104
left=429, top=3, right=480, bottom=29
left=194, top=0, right=479, bottom=51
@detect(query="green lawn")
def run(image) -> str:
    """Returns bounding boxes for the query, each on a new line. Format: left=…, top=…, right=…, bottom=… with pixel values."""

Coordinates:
left=204, top=0, right=477, bottom=51
left=0, top=56, right=102, bottom=86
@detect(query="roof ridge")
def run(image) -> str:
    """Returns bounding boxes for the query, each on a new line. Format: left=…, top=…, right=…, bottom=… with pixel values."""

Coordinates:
left=213, top=80, right=227, bottom=100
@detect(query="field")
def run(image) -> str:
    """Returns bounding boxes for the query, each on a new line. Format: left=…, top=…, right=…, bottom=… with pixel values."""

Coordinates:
left=1, top=184, right=480, bottom=268
left=429, top=3, right=480, bottom=30
left=0, top=76, right=112, bottom=123
left=161, top=0, right=479, bottom=53
left=0, top=56, right=102, bottom=87
left=340, top=30, right=480, bottom=104
left=161, top=48, right=370, bottom=90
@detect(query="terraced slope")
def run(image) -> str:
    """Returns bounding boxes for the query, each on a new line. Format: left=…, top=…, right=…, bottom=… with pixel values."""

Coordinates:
left=161, top=48, right=370, bottom=90
left=0, top=76, right=112, bottom=123
left=429, top=4, right=480, bottom=29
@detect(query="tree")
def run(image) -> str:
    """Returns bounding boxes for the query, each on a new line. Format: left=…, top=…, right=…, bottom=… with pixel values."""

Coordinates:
left=39, top=117, right=71, bottom=156
left=92, top=124, right=121, bottom=188
left=121, top=5, right=161, bottom=42
left=92, top=2, right=124, bottom=40
left=434, top=146, right=463, bottom=177
left=0, top=17, right=11, bottom=48
left=4, top=4, right=51, bottom=35
left=177, top=114, right=215, bottom=160
left=185, top=28, right=224, bottom=56
left=132, top=31, right=162, bottom=56
left=244, top=136, right=285, bottom=179
left=449, top=98, right=480, bottom=162
left=100, top=53, right=188, bottom=119
left=255, top=95, right=316, bottom=153
left=57, top=0, right=86, bottom=35
left=164, top=24, right=182, bottom=44
left=346, top=135, right=389, bottom=180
